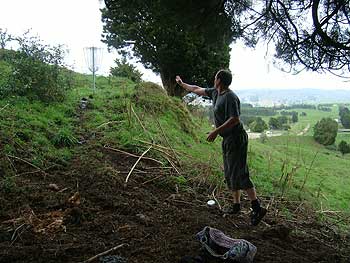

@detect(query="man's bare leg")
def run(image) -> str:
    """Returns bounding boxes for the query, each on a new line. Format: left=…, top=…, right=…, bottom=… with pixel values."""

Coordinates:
left=222, top=190, right=241, bottom=214
left=232, top=190, right=241, bottom=203
left=245, top=187, right=257, bottom=201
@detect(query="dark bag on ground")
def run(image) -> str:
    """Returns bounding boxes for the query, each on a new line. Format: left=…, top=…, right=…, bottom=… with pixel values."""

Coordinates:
left=196, top=226, right=257, bottom=263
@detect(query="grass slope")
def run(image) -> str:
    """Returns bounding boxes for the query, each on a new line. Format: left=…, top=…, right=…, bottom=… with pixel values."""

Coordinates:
left=1, top=74, right=349, bottom=224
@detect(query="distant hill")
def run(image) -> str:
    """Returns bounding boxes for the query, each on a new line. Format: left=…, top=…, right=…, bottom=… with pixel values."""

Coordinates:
left=235, top=88, right=350, bottom=106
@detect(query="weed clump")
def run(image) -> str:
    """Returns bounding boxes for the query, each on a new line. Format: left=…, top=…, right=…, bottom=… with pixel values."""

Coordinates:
left=51, top=128, right=78, bottom=147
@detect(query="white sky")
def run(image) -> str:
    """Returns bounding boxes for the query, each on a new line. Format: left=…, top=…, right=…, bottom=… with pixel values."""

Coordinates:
left=1, top=0, right=349, bottom=90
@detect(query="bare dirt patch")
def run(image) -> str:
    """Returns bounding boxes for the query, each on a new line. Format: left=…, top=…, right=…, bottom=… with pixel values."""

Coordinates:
left=1, top=142, right=349, bottom=263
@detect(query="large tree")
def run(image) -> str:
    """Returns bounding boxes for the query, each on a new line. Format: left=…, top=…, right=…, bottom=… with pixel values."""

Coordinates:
left=234, top=0, right=350, bottom=75
left=101, top=0, right=248, bottom=96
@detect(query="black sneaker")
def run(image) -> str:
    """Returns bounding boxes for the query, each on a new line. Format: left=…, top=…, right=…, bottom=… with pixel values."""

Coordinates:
left=222, top=203, right=241, bottom=214
left=250, top=207, right=267, bottom=226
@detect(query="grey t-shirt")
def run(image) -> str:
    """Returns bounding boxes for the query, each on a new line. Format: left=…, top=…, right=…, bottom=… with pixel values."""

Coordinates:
left=205, top=87, right=243, bottom=137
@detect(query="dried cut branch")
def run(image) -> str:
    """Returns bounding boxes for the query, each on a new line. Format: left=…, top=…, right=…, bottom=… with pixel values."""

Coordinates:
left=154, top=118, right=181, bottom=165
left=7, top=154, right=48, bottom=176
left=130, top=105, right=153, bottom=140
left=125, top=146, right=152, bottom=184
left=96, top=120, right=125, bottom=129
left=103, top=145, right=163, bottom=165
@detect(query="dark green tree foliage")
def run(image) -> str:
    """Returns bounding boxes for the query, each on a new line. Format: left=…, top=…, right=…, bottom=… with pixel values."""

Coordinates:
left=269, top=117, right=280, bottom=130
left=110, top=58, right=143, bottom=83
left=313, top=118, right=338, bottom=145
left=269, top=115, right=289, bottom=129
left=291, top=112, right=298, bottom=123
left=241, top=115, right=257, bottom=127
left=242, top=106, right=276, bottom=116
left=249, top=117, right=268, bottom=132
left=274, top=104, right=316, bottom=110
left=280, top=110, right=298, bottom=122
left=102, top=0, right=249, bottom=96
left=339, top=106, right=350, bottom=128
left=277, top=115, right=288, bottom=127
left=338, top=140, right=350, bottom=155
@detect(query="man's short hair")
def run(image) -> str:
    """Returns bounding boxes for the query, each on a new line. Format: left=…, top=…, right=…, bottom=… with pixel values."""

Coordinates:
left=217, top=69, right=232, bottom=87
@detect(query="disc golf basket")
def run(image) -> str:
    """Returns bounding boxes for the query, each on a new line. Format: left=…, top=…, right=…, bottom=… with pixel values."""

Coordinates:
left=84, top=46, right=103, bottom=91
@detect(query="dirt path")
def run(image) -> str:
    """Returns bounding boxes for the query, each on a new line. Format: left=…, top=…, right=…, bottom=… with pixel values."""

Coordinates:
left=248, top=131, right=283, bottom=139
left=297, top=123, right=310, bottom=136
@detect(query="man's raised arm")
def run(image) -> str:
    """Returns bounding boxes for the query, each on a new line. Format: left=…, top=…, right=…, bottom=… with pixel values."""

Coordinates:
left=175, top=76, right=207, bottom=97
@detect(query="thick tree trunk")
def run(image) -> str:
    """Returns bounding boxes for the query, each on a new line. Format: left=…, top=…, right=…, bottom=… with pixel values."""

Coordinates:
left=160, top=71, right=186, bottom=97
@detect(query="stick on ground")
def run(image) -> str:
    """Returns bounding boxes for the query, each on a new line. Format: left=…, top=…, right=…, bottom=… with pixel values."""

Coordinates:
left=82, top=243, right=126, bottom=263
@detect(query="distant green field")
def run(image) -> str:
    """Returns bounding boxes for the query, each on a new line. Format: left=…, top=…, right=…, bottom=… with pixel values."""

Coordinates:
left=242, top=105, right=350, bottom=211
left=249, top=135, right=350, bottom=211
left=253, top=105, right=350, bottom=143
left=287, top=106, right=339, bottom=136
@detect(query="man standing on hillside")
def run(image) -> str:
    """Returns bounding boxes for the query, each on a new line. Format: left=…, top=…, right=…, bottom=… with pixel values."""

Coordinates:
left=175, top=70, right=266, bottom=226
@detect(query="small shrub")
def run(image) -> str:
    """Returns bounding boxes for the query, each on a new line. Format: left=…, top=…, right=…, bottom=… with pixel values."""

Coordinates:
left=110, top=58, right=143, bottom=83
left=338, top=140, right=350, bottom=155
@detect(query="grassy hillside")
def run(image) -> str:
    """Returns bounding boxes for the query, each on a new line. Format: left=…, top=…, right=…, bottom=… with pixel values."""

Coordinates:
left=1, top=71, right=350, bottom=262
left=1, top=72, right=349, bottom=224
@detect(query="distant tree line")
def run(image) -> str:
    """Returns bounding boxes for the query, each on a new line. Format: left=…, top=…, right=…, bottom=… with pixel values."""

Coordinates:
left=318, top=103, right=334, bottom=107
left=274, top=104, right=316, bottom=110
left=317, top=105, right=332, bottom=112
left=241, top=106, right=277, bottom=117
